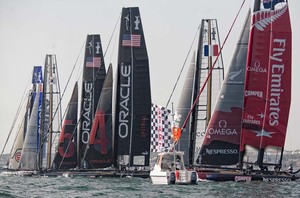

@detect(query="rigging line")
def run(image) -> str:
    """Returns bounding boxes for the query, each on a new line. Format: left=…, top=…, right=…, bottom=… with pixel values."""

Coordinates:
left=53, top=55, right=63, bottom=128
left=165, top=26, right=201, bottom=109
left=109, top=26, right=120, bottom=64
left=104, top=11, right=122, bottom=58
left=0, top=76, right=31, bottom=160
left=181, top=0, right=246, bottom=130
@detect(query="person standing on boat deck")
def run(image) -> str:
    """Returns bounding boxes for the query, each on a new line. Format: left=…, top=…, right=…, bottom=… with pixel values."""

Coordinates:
left=175, top=158, right=181, bottom=170
left=288, top=164, right=293, bottom=173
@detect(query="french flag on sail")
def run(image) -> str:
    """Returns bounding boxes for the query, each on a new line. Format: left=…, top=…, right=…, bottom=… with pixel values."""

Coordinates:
left=204, top=44, right=218, bottom=57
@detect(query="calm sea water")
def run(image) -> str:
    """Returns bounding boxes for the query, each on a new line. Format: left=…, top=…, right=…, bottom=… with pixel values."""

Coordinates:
left=0, top=175, right=300, bottom=198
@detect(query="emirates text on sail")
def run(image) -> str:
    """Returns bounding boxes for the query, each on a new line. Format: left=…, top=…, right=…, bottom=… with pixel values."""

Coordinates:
left=269, top=38, right=286, bottom=126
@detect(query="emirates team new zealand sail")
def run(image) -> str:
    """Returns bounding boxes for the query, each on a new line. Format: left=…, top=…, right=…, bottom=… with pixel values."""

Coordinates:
left=178, top=0, right=297, bottom=181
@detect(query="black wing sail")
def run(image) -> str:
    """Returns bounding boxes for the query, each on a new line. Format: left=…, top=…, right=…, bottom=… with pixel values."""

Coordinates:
left=114, top=7, right=151, bottom=167
left=78, top=34, right=106, bottom=169
left=53, top=83, right=78, bottom=170
left=87, top=65, right=114, bottom=168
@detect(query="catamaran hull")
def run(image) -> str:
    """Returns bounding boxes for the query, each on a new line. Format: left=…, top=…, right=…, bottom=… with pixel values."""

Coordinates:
left=1, top=170, right=150, bottom=178
left=197, top=171, right=299, bottom=182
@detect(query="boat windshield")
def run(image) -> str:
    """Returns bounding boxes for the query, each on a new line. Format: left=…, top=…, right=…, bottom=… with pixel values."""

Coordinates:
left=159, top=154, right=183, bottom=170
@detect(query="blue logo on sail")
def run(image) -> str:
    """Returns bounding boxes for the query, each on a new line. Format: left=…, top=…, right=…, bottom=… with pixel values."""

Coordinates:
left=32, top=66, right=43, bottom=84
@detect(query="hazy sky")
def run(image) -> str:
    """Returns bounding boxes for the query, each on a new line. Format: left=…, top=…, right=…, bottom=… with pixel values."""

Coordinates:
left=0, top=0, right=299, bottom=153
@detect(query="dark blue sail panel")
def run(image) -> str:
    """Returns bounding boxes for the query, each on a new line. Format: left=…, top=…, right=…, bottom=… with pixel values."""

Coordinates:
left=114, top=7, right=151, bottom=167
left=79, top=34, right=106, bottom=168
left=32, top=66, right=43, bottom=84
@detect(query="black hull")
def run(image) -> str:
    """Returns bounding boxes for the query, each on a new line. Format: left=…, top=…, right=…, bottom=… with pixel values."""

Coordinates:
left=43, top=170, right=150, bottom=178
left=2, top=169, right=150, bottom=178
left=197, top=170, right=299, bottom=182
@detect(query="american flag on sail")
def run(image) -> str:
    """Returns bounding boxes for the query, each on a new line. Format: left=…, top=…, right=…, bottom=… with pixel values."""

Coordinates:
left=122, top=34, right=141, bottom=47
left=150, top=103, right=172, bottom=152
left=86, top=57, right=101, bottom=68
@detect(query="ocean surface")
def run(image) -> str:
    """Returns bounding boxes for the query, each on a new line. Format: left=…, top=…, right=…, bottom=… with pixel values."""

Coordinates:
left=0, top=175, right=300, bottom=198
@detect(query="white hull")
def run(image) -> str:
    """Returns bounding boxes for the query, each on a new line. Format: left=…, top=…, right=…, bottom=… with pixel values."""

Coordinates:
left=150, top=152, right=198, bottom=185
left=0, top=170, right=36, bottom=176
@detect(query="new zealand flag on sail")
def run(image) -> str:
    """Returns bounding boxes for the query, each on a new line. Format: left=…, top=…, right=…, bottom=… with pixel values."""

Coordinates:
left=263, top=0, right=285, bottom=9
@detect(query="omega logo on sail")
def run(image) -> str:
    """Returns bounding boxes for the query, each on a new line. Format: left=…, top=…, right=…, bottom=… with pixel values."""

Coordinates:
left=269, top=38, right=286, bottom=126
left=247, top=61, right=267, bottom=73
left=118, top=63, right=131, bottom=139
left=207, top=120, right=238, bottom=136
left=82, top=81, right=93, bottom=144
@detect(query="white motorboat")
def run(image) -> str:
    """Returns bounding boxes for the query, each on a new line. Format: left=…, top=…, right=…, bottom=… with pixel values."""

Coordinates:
left=150, top=151, right=197, bottom=185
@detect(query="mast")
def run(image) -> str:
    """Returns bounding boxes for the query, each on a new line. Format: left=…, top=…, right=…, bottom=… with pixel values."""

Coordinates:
left=40, top=54, right=62, bottom=170
left=206, top=20, right=212, bottom=125
left=46, top=56, right=53, bottom=169
left=177, top=19, right=224, bottom=166
left=187, top=20, right=205, bottom=166
left=196, top=12, right=251, bottom=167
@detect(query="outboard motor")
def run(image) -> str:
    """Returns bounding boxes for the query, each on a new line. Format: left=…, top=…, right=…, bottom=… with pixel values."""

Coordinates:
left=190, top=171, right=198, bottom=184
left=168, top=172, right=176, bottom=184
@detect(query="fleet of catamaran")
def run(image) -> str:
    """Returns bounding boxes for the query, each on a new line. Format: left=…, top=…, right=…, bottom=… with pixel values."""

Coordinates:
left=1, top=0, right=299, bottom=183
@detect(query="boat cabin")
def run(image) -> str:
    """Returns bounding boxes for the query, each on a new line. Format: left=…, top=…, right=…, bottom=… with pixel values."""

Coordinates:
left=154, top=151, right=185, bottom=171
